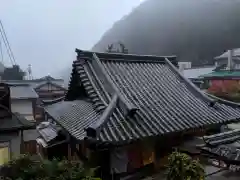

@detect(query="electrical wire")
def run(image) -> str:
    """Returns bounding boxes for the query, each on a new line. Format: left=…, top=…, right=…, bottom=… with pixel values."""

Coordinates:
left=0, top=37, right=3, bottom=63
left=0, top=27, right=14, bottom=65
left=0, top=20, right=16, bottom=65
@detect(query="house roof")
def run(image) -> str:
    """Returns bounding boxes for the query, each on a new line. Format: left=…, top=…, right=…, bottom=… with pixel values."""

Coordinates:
left=183, top=66, right=215, bottom=79
left=34, top=81, right=67, bottom=91
left=199, top=70, right=240, bottom=79
left=45, top=100, right=100, bottom=140
left=0, top=112, right=35, bottom=131
left=9, top=84, right=39, bottom=99
left=54, top=49, right=240, bottom=143
left=215, top=48, right=240, bottom=60
left=37, top=75, right=58, bottom=81
left=2, top=78, right=65, bottom=89
left=41, top=96, right=65, bottom=106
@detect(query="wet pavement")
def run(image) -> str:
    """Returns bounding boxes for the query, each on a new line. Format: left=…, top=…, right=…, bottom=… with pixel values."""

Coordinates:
left=142, top=165, right=240, bottom=180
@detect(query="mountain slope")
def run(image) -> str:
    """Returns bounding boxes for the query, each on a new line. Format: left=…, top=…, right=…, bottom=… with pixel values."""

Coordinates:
left=92, top=0, right=240, bottom=66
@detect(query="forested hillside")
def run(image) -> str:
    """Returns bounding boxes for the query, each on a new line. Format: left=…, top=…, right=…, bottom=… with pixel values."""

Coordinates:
left=92, top=0, right=240, bottom=66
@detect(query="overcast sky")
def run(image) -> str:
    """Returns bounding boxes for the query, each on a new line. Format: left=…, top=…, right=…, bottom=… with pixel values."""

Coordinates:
left=0, top=0, right=144, bottom=78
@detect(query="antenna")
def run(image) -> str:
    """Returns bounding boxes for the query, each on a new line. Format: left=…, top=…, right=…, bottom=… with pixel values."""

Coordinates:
left=27, top=64, right=33, bottom=80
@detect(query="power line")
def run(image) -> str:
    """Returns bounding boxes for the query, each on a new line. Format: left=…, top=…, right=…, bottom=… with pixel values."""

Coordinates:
left=0, top=20, right=16, bottom=65
left=0, top=37, right=3, bottom=63
left=0, top=28, right=14, bottom=65
left=0, top=29, right=14, bottom=65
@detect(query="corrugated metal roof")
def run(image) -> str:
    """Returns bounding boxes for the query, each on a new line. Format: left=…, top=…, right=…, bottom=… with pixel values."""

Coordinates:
left=61, top=50, right=240, bottom=143
left=10, top=85, right=39, bottom=99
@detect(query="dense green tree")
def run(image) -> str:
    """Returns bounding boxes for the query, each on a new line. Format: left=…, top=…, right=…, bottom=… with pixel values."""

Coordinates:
left=0, top=154, right=101, bottom=180
left=166, top=151, right=205, bottom=180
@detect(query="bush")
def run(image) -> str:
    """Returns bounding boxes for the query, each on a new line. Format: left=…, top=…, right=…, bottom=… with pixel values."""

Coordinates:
left=166, top=151, right=205, bottom=180
left=0, top=154, right=101, bottom=180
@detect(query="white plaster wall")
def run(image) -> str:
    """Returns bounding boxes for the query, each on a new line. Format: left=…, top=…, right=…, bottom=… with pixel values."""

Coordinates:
left=11, top=100, right=33, bottom=115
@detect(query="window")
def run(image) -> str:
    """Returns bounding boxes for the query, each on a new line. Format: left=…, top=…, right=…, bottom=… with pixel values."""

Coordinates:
left=0, top=142, right=10, bottom=166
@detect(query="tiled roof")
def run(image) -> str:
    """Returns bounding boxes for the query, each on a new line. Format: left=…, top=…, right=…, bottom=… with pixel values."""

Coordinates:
left=9, top=84, right=39, bottom=99
left=45, top=100, right=100, bottom=140
left=37, top=123, right=58, bottom=142
left=62, top=50, right=240, bottom=143
left=41, top=96, right=65, bottom=106
left=203, top=129, right=240, bottom=146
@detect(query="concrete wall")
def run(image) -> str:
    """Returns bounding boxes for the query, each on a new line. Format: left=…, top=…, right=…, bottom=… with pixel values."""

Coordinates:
left=0, top=132, right=21, bottom=158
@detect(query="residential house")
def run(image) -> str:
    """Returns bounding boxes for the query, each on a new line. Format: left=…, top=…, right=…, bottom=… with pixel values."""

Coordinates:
left=2, top=76, right=67, bottom=122
left=183, top=66, right=215, bottom=88
left=9, top=84, right=39, bottom=121
left=199, top=49, right=240, bottom=97
left=7, top=83, right=39, bottom=154
left=33, top=76, right=66, bottom=101
left=215, top=48, right=240, bottom=69
left=0, top=83, right=35, bottom=165
left=2, top=76, right=66, bottom=101
left=37, top=50, right=240, bottom=179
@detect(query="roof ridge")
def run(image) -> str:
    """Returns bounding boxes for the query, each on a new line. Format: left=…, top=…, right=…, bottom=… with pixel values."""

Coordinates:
left=86, top=94, right=118, bottom=138
left=164, top=57, right=216, bottom=106
left=41, top=96, right=65, bottom=106
left=91, top=53, right=138, bottom=115
left=35, top=81, right=66, bottom=90
left=76, top=49, right=177, bottom=65
left=75, top=51, right=138, bottom=116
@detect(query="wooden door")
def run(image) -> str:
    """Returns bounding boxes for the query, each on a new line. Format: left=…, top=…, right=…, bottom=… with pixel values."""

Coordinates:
left=23, top=141, right=37, bottom=155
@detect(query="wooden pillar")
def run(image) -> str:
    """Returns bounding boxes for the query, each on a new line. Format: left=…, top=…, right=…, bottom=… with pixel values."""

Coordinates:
left=68, top=144, right=71, bottom=160
left=70, top=142, right=88, bottom=162
left=20, top=130, right=24, bottom=154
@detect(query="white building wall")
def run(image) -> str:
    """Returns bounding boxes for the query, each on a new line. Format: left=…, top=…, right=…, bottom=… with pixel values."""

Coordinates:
left=11, top=100, right=34, bottom=121
left=11, top=100, right=38, bottom=141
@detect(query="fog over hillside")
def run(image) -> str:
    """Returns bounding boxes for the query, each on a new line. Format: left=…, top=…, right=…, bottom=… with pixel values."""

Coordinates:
left=63, top=0, right=240, bottom=86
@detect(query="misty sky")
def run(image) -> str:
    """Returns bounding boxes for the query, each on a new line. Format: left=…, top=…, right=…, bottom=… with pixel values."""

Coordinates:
left=0, top=0, right=144, bottom=78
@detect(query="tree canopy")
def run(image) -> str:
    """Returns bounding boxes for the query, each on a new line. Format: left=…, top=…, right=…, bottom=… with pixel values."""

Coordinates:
left=0, top=155, right=101, bottom=180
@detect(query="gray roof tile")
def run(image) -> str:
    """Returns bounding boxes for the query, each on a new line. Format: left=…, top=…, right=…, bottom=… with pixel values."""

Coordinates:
left=45, top=100, right=100, bottom=140
left=61, top=50, right=240, bottom=143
